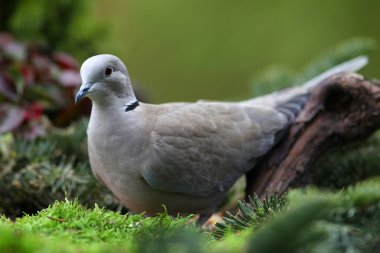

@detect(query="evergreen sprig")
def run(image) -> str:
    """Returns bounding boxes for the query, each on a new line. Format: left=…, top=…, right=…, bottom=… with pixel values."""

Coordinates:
left=214, top=192, right=286, bottom=239
left=0, top=119, right=118, bottom=218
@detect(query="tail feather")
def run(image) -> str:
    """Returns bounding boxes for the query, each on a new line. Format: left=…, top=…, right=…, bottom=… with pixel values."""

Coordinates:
left=245, top=55, right=368, bottom=120
left=303, top=55, right=368, bottom=90
left=275, top=55, right=368, bottom=121
left=275, top=95, right=309, bottom=122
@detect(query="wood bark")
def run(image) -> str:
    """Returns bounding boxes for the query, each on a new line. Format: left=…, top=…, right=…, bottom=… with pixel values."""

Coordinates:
left=246, top=73, right=380, bottom=199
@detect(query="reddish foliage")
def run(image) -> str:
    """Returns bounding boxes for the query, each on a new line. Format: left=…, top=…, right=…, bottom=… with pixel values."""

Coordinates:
left=22, top=103, right=43, bottom=121
left=0, top=33, right=91, bottom=138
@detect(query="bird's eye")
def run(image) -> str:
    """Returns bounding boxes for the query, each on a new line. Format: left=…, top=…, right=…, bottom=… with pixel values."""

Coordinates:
left=104, top=66, right=113, bottom=76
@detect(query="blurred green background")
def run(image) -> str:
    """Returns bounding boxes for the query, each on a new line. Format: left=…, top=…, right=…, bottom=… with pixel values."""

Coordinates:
left=93, top=0, right=380, bottom=103
left=1, top=0, right=380, bottom=103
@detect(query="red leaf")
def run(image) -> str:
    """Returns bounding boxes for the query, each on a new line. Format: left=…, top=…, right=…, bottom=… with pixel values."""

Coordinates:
left=22, top=121, right=46, bottom=139
left=58, top=70, right=81, bottom=87
left=0, top=33, right=14, bottom=47
left=0, top=74, right=18, bottom=101
left=23, top=103, right=43, bottom=121
left=0, top=33, right=26, bottom=62
left=32, top=54, right=51, bottom=69
left=53, top=52, right=78, bottom=70
left=0, top=104, right=25, bottom=134
left=20, top=64, right=35, bottom=86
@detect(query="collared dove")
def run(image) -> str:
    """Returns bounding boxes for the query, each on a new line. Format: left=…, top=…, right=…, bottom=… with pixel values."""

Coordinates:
left=75, top=54, right=367, bottom=222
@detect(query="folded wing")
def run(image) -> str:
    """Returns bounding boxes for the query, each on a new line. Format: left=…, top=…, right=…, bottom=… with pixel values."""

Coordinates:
left=141, top=102, right=287, bottom=197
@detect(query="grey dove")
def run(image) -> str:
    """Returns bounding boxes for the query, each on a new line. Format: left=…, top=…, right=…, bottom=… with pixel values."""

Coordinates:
left=75, top=54, right=367, bottom=222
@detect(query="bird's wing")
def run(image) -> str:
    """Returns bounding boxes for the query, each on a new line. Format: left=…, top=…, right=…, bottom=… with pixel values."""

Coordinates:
left=141, top=102, right=287, bottom=197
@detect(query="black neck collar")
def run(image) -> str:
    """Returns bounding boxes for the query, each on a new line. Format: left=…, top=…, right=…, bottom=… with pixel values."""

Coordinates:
left=125, top=100, right=139, bottom=112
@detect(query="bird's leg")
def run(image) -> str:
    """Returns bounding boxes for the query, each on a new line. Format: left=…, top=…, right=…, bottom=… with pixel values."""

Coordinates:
left=197, top=213, right=212, bottom=226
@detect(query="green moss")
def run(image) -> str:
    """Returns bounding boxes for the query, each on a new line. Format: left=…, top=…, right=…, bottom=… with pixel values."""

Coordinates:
left=0, top=198, right=201, bottom=252
left=0, top=225, right=132, bottom=253
left=2, top=178, right=379, bottom=253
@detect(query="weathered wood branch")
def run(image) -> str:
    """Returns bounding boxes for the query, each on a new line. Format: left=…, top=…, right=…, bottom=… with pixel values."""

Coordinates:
left=246, top=73, right=380, bottom=198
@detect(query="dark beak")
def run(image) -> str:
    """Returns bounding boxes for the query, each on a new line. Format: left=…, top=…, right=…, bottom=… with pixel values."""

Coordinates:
left=75, top=82, right=93, bottom=104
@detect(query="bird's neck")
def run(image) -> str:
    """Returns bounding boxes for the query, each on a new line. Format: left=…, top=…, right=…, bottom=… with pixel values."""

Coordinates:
left=88, top=100, right=149, bottom=158
left=91, top=95, right=139, bottom=116
left=91, top=90, right=138, bottom=110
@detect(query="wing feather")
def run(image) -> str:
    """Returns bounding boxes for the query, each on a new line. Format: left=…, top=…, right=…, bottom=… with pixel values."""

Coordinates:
left=141, top=102, right=287, bottom=197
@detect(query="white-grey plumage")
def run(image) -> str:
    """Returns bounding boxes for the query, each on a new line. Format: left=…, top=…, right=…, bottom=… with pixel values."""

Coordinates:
left=75, top=55, right=367, bottom=221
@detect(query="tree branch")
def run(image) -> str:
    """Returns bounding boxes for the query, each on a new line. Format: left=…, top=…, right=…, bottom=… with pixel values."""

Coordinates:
left=246, top=73, right=380, bottom=198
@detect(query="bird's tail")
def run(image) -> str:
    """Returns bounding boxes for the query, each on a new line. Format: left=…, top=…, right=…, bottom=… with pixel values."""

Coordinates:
left=245, top=56, right=368, bottom=121
left=302, top=56, right=368, bottom=90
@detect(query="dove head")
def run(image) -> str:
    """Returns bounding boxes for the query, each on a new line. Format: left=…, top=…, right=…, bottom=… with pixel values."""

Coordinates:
left=75, top=54, right=136, bottom=106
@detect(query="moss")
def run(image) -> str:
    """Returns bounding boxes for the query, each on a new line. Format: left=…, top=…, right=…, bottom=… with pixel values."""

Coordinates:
left=0, top=198, right=201, bottom=252
left=1, top=178, right=379, bottom=253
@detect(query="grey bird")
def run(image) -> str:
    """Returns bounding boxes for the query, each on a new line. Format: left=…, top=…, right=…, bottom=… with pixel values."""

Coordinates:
left=75, top=54, right=367, bottom=222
